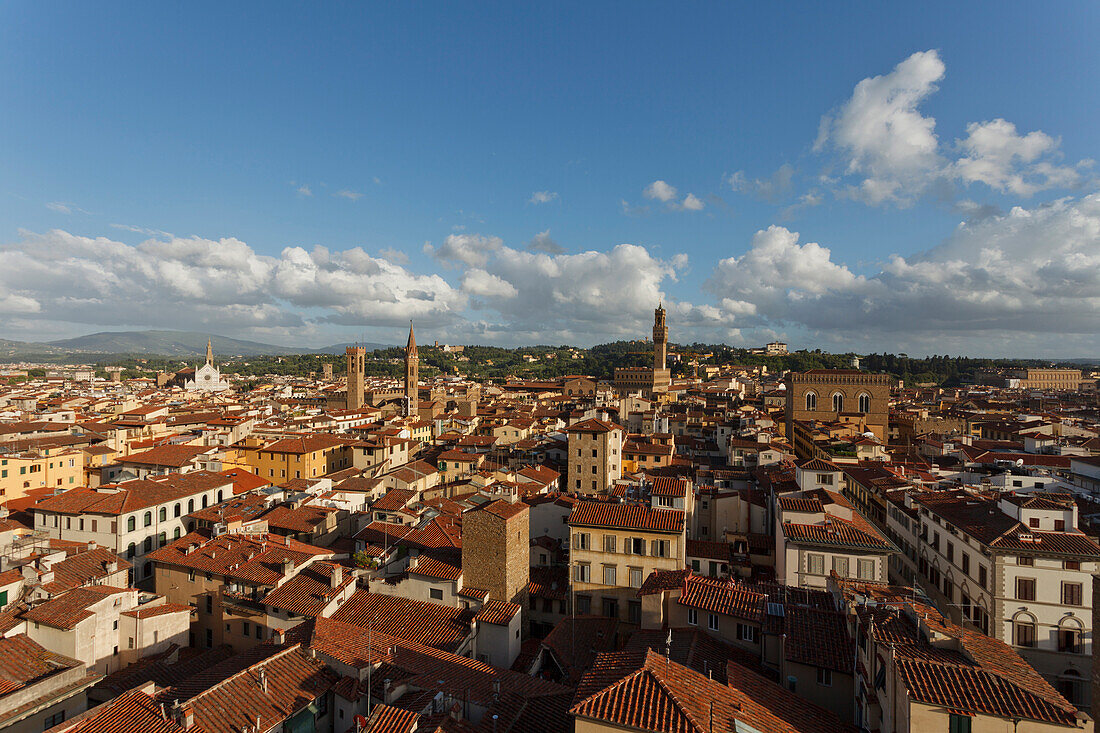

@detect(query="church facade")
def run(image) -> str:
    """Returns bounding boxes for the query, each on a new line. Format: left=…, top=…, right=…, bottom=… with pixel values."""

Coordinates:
left=185, top=339, right=231, bottom=392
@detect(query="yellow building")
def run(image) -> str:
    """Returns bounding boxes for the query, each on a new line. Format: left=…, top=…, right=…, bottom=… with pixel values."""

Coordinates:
left=567, top=500, right=686, bottom=626
left=243, top=434, right=354, bottom=482
left=0, top=449, right=83, bottom=501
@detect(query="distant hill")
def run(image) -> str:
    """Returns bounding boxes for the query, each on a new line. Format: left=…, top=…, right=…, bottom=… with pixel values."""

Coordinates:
left=43, top=330, right=308, bottom=357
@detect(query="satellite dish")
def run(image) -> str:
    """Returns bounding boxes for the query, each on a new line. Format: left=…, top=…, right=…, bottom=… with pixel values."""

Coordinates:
left=777, top=384, right=786, bottom=390
left=1016, top=459, right=1024, bottom=467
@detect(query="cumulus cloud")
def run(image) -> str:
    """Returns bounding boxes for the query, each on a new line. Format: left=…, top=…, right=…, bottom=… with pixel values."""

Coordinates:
left=0, top=229, right=465, bottom=335
left=297, top=185, right=313, bottom=196
left=643, top=180, right=678, bottom=202
left=424, top=233, right=503, bottom=268
left=461, top=268, right=518, bottom=299
left=815, top=50, right=946, bottom=205
left=528, top=191, right=558, bottom=204
left=526, top=229, right=565, bottom=254
left=641, top=181, right=704, bottom=211
left=378, top=247, right=409, bottom=265
left=681, top=193, right=705, bottom=211
left=811, top=50, right=1089, bottom=207
left=952, top=119, right=1083, bottom=196
left=706, top=193, right=1100, bottom=344
left=334, top=189, right=363, bottom=200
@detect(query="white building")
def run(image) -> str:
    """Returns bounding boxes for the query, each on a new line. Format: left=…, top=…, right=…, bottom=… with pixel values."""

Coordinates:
left=184, top=339, right=231, bottom=392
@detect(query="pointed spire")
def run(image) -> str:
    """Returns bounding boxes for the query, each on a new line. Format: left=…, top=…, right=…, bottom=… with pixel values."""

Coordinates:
left=205, top=338, right=214, bottom=366
left=406, top=321, right=417, bottom=352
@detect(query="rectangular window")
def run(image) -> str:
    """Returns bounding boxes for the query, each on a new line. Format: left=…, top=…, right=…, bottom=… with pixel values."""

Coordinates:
left=949, top=714, right=972, bottom=733
left=807, top=554, right=824, bottom=575
left=1018, top=556, right=1033, bottom=566
left=574, top=532, right=590, bottom=550
left=832, top=557, right=849, bottom=577
left=604, top=535, right=617, bottom=553
left=1062, top=582, right=1082, bottom=606
left=628, top=538, right=646, bottom=555
left=817, top=668, right=832, bottom=687
left=1016, top=578, right=1036, bottom=601
left=243, top=622, right=250, bottom=635
left=430, top=588, right=444, bottom=600
left=1055, top=519, right=1066, bottom=532
left=650, top=539, right=670, bottom=558
left=961, top=553, right=970, bottom=575
left=736, top=623, right=757, bottom=643
left=978, top=566, right=987, bottom=589
left=574, top=563, right=591, bottom=583
left=629, top=567, right=643, bottom=588
left=708, top=614, right=719, bottom=631
left=628, top=600, right=641, bottom=624
left=603, top=565, right=616, bottom=586
left=688, top=608, right=698, bottom=625
left=857, top=559, right=874, bottom=580
left=1064, top=560, right=1080, bottom=571
left=576, top=595, right=591, bottom=615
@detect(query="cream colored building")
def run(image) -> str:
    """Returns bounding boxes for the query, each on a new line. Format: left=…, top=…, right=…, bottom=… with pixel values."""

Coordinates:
left=568, top=501, right=685, bottom=625
left=566, top=418, right=623, bottom=495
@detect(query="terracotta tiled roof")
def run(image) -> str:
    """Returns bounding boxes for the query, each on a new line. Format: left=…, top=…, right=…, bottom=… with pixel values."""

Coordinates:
left=44, top=687, right=191, bottom=733
left=474, top=600, right=521, bottom=626
left=146, top=531, right=331, bottom=586
left=677, top=575, right=765, bottom=622
left=331, top=590, right=471, bottom=652
left=21, top=586, right=131, bottom=630
left=262, top=561, right=354, bottom=617
left=41, top=547, right=131, bottom=594
left=568, top=501, right=684, bottom=533
left=118, top=444, right=212, bottom=467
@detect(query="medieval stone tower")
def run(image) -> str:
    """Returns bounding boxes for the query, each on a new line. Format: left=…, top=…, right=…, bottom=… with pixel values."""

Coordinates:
left=345, top=346, right=365, bottom=410
left=404, top=323, right=419, bottom=417
left=653, top=302, right=668, bottom=372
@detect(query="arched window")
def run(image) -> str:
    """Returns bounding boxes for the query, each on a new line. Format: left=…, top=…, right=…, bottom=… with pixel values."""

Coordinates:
left=1058, top=619, right=1083, bottom=654
left=1057, top=669, right=1083, bottom=705
left=173, top=527, right=181, bottom=539
left=127, top=516, right=136, bottom=532
left=158, top=507, right=167, bottom=522
left=858, top=392, right=871, bottom=413
left=805, top=391, right=817, bottom=411
left=187, top=499, right=195, bottom=513
left=217, top=490, right=224, bottom=502
left=832, top=392, right=844, bottom=413
left=143, top=511, right=152, bottom=527
left=201, top=495, right=208, bottom=508
left=127, top=542, right=136, bottom=559
left=1014, top=614, right=1036, bottom=648
left=174, top=503, right=181, bottom=518
left=143, top=537, right=153, bottom=553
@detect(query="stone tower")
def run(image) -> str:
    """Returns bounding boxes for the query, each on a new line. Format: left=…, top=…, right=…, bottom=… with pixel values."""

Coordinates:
left=653, top=303, right=668, bottom=372
left=462, top=498, right=529, bottom=620
left=205, top=338, right=214, bottom=366
left=405, top=323, right=419, bottom=417
left=346, top=346, right=365, bottom=410
left=322, top=362, right=333, bottom=380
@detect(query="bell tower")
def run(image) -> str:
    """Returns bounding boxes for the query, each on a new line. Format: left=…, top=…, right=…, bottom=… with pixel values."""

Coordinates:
left=653, top=302, right=668, bottom=372
left=405, top=323, right=419, bottom=417
left=346, top=346, right=365, bottom=410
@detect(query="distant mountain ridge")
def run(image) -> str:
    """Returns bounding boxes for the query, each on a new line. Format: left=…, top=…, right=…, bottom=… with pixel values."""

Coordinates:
left=0, top=330, right=392, bottom=359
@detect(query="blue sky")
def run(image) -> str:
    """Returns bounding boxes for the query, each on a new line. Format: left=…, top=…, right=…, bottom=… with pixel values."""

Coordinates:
left=1, top=2, right=1098, bottom=356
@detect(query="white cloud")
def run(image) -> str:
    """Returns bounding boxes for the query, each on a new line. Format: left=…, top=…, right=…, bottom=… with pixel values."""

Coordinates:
left=705, top=193, right=1100, bottom=345
left=462, top=268, right=518, bottom=299
left=424, top=233, right=503, bottom=268
left=527, top=229, right=565, bottom=254
left=810, top=50, right=1089, bottom=207
left=297, top=185, right=313, bottom=196
left=680, top=193, right=705, bottom=211
left=953, top=119, right=1082, bottom=196
left=46, top=202, right=72, bottom=214
left=528, top=191, right=559, bottom=204
left=378, top=247, right=409, bottom=265
left=815, top=50, right=946, bottom=205
left=334, top=189, right=363, bottom=200
left=643, top=180, right=678, bottom=202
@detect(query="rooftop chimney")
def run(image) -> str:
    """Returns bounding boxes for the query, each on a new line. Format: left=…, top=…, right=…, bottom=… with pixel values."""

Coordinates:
left=330, top=565, right=342, bottom=589
left=171, top=701, right=195, bottom=730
